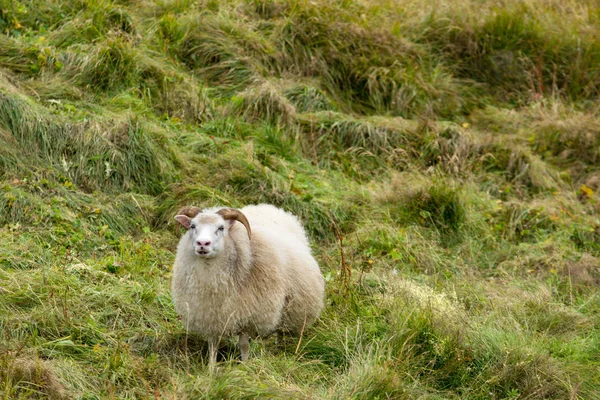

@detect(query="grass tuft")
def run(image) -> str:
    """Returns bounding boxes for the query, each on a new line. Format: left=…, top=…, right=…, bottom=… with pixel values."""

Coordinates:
left=78, top=37, right=140, bottom=92
left=0, top=357, right=69, bottom=399
left=384, top=178, right=466, bottom=241
left=0, top=92, right=179, bottom=194
left=232, top=79, right=297, bottom=125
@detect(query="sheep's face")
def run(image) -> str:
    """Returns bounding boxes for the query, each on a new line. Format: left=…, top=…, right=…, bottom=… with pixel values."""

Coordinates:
left=175, top=214, right=232, bottom=258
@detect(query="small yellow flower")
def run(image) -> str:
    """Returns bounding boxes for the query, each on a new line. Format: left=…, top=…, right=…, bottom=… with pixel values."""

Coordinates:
left=462, top=123, right=470, bottom=128
left=580, top=184, right=594, bottom=199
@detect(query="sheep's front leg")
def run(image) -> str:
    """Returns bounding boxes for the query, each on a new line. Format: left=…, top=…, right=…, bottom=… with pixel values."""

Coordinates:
left=208, top=337, right=218, bottom=367
left=238, top=332, right=250, bottom=361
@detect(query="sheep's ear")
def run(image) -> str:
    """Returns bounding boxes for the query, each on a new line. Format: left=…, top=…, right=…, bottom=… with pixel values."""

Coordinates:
left=174, top=215, right=192, bottom=229
left=225, top=219, right=236, bottom=227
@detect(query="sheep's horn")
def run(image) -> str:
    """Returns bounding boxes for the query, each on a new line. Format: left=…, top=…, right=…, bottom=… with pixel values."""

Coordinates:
left=217, top=208, right=251, bottom=240
left=176, top=206, right=202, bottom=218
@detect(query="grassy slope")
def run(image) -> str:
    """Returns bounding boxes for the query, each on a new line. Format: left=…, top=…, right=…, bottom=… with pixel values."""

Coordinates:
left=1, top=0, right=600, bottom=398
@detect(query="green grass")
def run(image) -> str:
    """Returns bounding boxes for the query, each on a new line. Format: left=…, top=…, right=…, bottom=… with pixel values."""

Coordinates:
left=2, top=0, right=600, bottom=398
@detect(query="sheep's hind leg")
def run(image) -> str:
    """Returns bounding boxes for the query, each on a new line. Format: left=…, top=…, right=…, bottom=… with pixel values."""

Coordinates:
left=238, top=332, right=250, bottom=361
left=208, top=337, right=218, bottom=368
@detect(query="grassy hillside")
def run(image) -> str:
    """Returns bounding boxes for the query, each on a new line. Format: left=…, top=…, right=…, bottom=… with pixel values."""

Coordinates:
left=1, top=0, right=600, bottom=398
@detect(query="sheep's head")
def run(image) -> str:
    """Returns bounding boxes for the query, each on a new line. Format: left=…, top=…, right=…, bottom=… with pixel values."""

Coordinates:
left=174, top=207, right=251, bottom=258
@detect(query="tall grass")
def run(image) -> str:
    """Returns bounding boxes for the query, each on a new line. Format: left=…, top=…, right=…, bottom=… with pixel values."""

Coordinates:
left=0, top=92, right=179, bottom=194
left=1, top=0, right=600, bottom=398
left=415, top=1, right=600, bottom=102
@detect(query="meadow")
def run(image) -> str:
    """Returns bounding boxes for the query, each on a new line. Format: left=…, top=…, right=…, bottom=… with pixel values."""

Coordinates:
left=1, top=0, right=600, bottom=398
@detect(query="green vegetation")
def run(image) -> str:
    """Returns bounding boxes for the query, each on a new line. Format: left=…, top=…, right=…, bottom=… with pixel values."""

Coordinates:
left=1, top=0, right=600, bottom=398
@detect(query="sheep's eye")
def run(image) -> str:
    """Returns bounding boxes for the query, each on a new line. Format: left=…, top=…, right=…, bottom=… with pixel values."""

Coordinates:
left=190, top=224, right=196, bottom=230
left=218, top=226, right=224, bottom=232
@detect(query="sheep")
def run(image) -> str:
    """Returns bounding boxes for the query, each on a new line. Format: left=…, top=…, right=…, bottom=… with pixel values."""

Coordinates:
left=171, top=204, right=325, bottom=365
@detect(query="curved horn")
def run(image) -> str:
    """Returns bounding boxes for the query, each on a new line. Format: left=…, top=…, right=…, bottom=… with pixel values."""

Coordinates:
left=216, top=208, right=251, bottom=240
left=176, top=206, right=202, bottom=218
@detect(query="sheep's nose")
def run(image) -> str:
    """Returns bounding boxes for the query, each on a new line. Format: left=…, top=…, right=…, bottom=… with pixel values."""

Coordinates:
left=196, top=240, right=211, bottom=247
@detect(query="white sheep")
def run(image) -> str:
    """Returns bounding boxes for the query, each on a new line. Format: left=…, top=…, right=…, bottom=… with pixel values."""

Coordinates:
left=171, top=204, right=325, bottom=365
